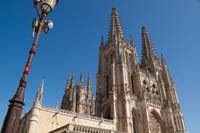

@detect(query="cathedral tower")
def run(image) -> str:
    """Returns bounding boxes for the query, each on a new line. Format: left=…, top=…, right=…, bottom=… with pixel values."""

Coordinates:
left=96, top=8, right=186, bottom=133
left=96, top=8, right=139, bottom=132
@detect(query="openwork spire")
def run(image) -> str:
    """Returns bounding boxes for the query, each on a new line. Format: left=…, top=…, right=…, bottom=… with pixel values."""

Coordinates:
left=161, top=54, right=174, bottom=86
left=79, top=72, right=83, bottom=86
left=141, top=26, right=159, bottom=65
left=108, top=8, right=125, bottom=43
left=87, top=74, right=92, bottom=90
left=69, top=72, right=74, bottom=88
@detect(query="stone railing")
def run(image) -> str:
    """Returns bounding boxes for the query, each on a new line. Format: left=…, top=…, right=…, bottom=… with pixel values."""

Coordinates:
left=72, top=124, right=112, bottom=133
left=42, top=105, right=113, bottom=123
left=49, top=123, right=125, bottom=133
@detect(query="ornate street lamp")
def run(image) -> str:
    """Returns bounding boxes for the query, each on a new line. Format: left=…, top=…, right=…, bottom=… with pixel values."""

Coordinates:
left=1, top=0, right=58, bottom=133
left=40, top=0, right=58, bottom=13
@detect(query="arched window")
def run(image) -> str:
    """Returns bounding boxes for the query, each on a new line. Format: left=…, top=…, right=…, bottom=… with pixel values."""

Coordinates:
left=131, top=75, right=135, bottom=93
left=148, top=68, right=152, bottom=73
left=104, top=107, right=111, bottom=119
left=106, top=75, right=109, bottom=98
left=132, top=116, right=137, bottom=133
left=111, top=54, right=113, bottom=64
left=132, top=109, right=140, bottom=133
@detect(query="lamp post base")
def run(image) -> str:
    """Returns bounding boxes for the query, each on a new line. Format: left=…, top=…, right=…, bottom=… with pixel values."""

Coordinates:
left=1, top=98, right=24, bottom=133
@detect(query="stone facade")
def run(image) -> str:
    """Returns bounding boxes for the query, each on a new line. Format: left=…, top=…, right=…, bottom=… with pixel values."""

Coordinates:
left=19, top=104, right=115, bottom=133
left=18, top=8, right=186, bottom=133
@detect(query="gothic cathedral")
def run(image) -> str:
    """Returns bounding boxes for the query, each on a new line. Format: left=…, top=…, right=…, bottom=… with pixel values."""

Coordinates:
left=18, top=8, right=186, bottom=133
left=95, top=8, right=186, bottom=133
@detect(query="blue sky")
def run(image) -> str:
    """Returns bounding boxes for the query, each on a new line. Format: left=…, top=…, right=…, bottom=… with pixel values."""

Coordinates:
left=0, top=0, right=199, bottom=132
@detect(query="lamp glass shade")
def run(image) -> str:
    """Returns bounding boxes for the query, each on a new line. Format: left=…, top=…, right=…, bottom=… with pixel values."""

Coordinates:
left=41, top=0, right=58, bottom=13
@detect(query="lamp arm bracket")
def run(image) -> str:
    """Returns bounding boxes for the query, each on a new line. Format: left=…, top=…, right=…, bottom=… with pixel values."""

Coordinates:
left=34, top=4, right=42, bottom=19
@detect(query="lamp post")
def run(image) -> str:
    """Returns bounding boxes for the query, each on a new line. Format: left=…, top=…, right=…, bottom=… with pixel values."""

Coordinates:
left=1, top=0, right=58, bottom=133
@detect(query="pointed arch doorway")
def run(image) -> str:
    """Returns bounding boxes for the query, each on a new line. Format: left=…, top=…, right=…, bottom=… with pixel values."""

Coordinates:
left=149, top=110, right=165, bottom=133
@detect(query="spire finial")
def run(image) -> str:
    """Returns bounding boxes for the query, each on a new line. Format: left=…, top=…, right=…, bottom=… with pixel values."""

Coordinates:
left=65, top=74, right=71, bottom=89
left=100, top=36, right=104, bottom=47
left=142, top=25, right=147, bottom=32
left=161, top=53, right=167, bottom=65
left=108, top=8, right=125, bottom=44
left=87, top=73, right=92, bottom=93
left=112, top=7, right=117, bottom=11
left=87, top=73, right=91, bottom=86
left=69, top=72, right=75, bottom=88
left=130, top=34, right=134, bottom=47
left=79, top=72, right=83, bottom=85
left=72, top=72, right=75, bottom=79
left=35, top=79, right=44, bottom=104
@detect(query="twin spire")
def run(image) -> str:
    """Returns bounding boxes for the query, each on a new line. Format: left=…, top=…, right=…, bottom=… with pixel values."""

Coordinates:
left=35, top=80, right=44, bottom=104
left=106, top=8, right=159, bottom=65
left=35, top=9, right=161, bottom=105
